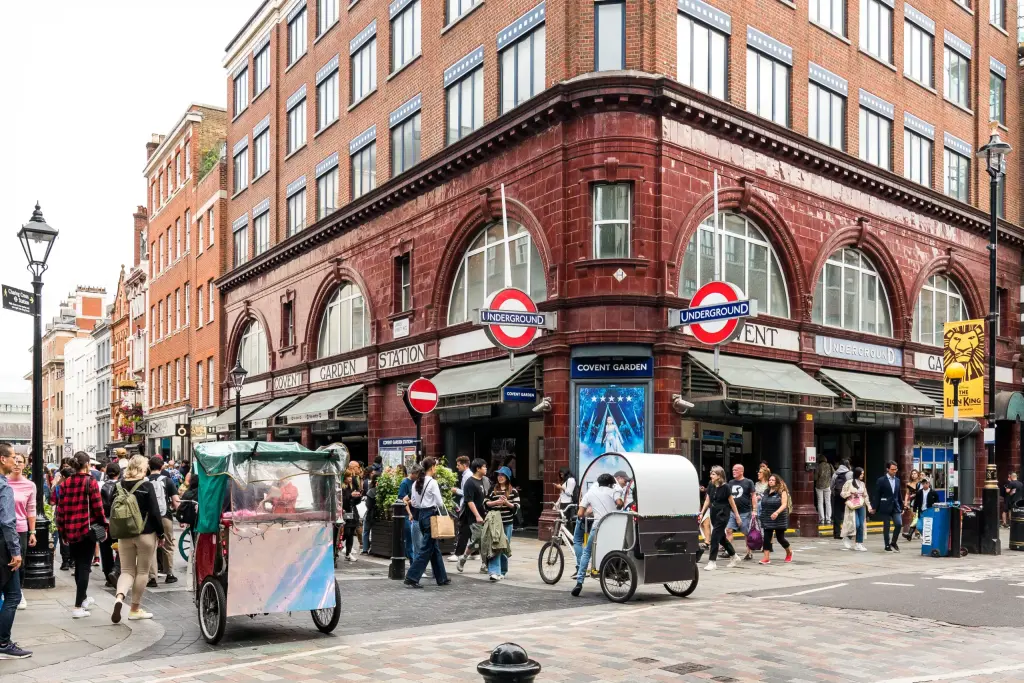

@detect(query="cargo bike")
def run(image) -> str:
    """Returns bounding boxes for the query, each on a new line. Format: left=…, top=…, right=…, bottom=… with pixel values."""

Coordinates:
left=577, top=451, right=703, bottom=603
left=189, top=442, right=343, bottom=644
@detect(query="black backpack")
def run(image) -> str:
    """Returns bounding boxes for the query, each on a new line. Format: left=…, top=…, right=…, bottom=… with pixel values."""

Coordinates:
left=175, top=488, right=199, bottom=527
left=831, top=471, right=848, bottom=497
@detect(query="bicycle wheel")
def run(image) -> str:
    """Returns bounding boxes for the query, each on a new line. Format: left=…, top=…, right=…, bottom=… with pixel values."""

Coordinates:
left=178, top=530, right=193, bottom=562
left=537, top=541, right=564, bottom=584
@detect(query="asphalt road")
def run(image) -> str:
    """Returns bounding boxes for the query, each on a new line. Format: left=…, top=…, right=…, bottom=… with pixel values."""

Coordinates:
left=743, top=560, right=1024, bottom=627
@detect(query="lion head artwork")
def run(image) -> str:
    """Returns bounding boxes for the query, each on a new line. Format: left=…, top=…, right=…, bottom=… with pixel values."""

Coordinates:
left=943, top=321, right=985, bottom=383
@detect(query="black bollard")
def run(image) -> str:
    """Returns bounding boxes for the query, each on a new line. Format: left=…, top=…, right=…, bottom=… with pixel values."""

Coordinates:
left=477, top=643, right=542, bottom=683
left=389, top=501, right=407, bottom=580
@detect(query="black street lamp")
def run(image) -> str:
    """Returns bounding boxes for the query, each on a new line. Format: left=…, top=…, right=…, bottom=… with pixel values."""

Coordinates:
left=227, top=360, right=248, bottom=441
left=18, top=203, right=58, bottom=590
left=977, top=126, right=1011, bottom=555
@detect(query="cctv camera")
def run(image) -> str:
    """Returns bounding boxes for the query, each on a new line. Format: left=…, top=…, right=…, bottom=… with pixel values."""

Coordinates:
left=532, top=396, right=552, bottom=413
left=671, top=394, right=694, bottom=414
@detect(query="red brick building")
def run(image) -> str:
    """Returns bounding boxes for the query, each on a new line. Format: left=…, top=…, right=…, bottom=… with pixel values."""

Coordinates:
left=142, top=106, right=230, bottom=459
left=217, top=0, right=1023, bottom=532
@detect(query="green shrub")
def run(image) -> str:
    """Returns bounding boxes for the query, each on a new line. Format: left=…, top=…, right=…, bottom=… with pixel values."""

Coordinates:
left=374, top=463, right=457, bottom=519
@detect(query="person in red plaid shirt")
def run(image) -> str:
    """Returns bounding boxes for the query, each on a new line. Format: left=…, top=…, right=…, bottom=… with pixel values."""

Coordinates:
left=55, top=452, right=105, bottom=619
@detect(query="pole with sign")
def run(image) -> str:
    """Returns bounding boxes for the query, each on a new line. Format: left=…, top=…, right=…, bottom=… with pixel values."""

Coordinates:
left=669, top=280, right=756, bottom=373
left=2, top=284, right=36, bottom=316
left=403, top=377, right=438, bottom=461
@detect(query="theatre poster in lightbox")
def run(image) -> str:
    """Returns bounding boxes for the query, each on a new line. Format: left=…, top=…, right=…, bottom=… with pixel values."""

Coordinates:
left=576, top=385, right=646, bottom=477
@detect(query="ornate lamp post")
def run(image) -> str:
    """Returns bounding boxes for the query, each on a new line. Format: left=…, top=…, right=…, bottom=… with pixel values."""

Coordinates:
left=227, top=360, right=247, bottom=441
left=976, top=126, right=1011, bottom=555
left=18, top=203, right=58, bottom=589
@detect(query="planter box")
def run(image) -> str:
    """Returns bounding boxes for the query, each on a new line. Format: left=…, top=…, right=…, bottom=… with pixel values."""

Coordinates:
left=368, top=516, right=454, bottom=557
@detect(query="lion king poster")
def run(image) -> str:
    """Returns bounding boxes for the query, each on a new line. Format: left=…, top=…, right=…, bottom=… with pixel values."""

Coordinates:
left=943, top=319, right=985, bottom=418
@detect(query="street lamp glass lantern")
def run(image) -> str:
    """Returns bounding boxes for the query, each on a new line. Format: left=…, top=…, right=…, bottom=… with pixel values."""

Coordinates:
left=977, top=127, right=1012, bottom=177
left=17, top=203, right=58, bottom=273
left=228, top=360, right=248, bottom=392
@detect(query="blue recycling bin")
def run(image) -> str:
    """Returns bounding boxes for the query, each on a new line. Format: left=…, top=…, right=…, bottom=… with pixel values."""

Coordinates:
left=920, top=506, right=951, bottom=557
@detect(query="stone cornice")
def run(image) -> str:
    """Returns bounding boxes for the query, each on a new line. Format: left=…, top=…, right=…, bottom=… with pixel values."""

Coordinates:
left=217, top=73, right=1023, bottom=293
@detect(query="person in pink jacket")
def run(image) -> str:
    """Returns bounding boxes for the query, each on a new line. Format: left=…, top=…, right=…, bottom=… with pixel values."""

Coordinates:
left=7, top=454, right=36, bottom=610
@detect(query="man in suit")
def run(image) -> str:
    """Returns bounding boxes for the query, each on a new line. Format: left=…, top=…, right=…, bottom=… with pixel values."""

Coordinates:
left=871, top=461, right=903, bottom=552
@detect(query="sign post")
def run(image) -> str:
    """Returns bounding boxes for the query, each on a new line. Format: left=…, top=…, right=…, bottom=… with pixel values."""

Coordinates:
left=669, top=281, right=756, bottom=373
left=403, top=377, right=439, bottom=461
left=2, top=284, right=35, bottom=316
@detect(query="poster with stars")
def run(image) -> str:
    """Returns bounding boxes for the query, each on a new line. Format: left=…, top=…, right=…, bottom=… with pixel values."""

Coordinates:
left=576, top=384, right=647, bottom=476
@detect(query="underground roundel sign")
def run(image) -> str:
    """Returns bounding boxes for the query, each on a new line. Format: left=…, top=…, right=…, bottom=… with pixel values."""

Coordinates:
left=407, top=377, right=439, bottom=414
left=478, top=287, right=547, bottom=351
left=674, top=281, right=755, bottom=346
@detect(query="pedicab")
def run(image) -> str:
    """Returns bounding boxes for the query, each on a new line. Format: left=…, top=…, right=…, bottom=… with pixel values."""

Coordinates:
left=189, top=441, right=343, bottom=644
left=579, top=451, right=702, bottom=603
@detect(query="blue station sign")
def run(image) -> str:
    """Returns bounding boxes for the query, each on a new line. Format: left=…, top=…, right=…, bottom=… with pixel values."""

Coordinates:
left=571, top=357, right=654, bottom=379
left=501, top=386, right=538, bottom=402
left=673, top=300, right=753, bottom=327
left=478, top=309, right=550, bottom=327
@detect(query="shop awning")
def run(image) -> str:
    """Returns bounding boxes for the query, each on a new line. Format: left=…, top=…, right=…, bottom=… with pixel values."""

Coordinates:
left=281, top=384, right=366, bottom=424
left=243, top=396, right=300, bottom=429
left=995, top=391, right=1024, bottom=421
left=431, top=354, right=539, bottom=409
left=686, top=351, right=836, bottom=409
left=208, top=402, right=264, bottom=434
left=818, top=369, right=936, bottom=416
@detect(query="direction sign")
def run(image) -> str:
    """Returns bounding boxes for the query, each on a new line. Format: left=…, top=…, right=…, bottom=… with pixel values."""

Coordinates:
left=406, top=377, right=439, bottom=414
left=476, top=287, right=553, bottom=350
left=670, top=281, right=756, bottom=345
left=2, top=285, right=35, bottom=316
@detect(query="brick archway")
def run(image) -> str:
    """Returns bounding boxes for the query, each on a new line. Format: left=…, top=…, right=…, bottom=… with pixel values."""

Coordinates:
left=670, top=180, right=808, bottom=320
left=225, top=305, right=275, bottom=376
left=907, top=254, right=985, bottom=323
left=304, top=263, right=377, bottom=362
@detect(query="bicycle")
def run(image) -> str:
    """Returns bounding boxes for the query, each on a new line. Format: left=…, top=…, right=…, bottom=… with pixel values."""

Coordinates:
left=537, top=502, right=578, bottom=584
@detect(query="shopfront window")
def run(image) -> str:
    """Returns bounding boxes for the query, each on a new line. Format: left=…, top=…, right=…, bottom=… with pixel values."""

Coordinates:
left=447, top=220, right=546, bottom=325
left=912, top=274, right=968, bottom=346
left=812, top=247, right=892, bottom=335
left=237, top=320, right=269, bottom=376
left=681, top=212, right=790, bottom=318
left=317, top=283, right=370, bottom=358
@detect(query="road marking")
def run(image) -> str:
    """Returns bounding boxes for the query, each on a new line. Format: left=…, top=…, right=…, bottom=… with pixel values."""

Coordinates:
left=570, top=604, right=657, bottom=626
left=881, top=661, right=1024, bottom=683
left=872, top=582, right=914, bottom=587
left=753, top=582, right=847, bottom=599
left=936, top=587, right=983, bottom=594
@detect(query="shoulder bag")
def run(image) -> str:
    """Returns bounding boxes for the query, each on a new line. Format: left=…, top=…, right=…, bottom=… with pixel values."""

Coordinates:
left=429, top=483, right=456, bottom=539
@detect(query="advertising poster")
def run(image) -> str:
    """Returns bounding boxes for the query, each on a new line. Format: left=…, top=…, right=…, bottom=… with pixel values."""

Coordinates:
left=576, top=385, right=646, bottom=477
left=942, top=319, right=985, bottom=418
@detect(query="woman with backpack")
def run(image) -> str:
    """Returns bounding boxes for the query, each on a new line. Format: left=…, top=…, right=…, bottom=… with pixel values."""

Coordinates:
left=109, top=455, right=164, bottom=623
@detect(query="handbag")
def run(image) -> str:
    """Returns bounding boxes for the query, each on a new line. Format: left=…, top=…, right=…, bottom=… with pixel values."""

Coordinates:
left=90, top=522, right=108, bottom=544
left=745, top=517, right=763, bottom=552
left=429, top=490, right=456, bottom=539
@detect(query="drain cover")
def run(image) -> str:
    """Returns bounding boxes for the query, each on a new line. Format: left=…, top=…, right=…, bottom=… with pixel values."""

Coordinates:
left=662, top=663, right=711, bottom=675
left=634, top=657, right=660, bottom=664
left=712, top=677, right=738, bottom=682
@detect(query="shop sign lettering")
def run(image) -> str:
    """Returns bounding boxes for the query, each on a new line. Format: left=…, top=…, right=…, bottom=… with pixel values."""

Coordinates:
left=378, top=343, right=426, bottom=370
left=272, top=371, right=306, bottom=391
left=311, top=356, right=369, bottom=384
left=571, top=357, right=654, bottom=379
left=815, top=335, right=902, bottom=367
left=688, top=322, right=799, bottom=351
left=913, top=352, right=944, bottom=374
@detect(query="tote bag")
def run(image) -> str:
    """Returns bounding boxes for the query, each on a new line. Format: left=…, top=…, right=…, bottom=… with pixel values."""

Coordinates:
left=430, top=497, right=456, bottom=539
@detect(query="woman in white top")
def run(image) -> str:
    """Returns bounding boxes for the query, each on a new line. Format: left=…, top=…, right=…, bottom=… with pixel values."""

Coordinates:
left=404, top=457, right=451, bottom=589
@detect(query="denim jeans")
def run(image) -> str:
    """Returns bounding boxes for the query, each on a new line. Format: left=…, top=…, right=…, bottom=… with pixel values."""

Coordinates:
left=572, top=517, right=587, bottom=570
left=361, top=512, right=372, bottom=553
left=854, top=505, right=866, bottom=544
left=0, top=566, right=21, bottom=645
left=404, top=517, right=417, bottom=562
left=405, top=512, right=449, bottom=585
left=575, top=528, right=596, bottom=585
left=486, top=523, right=513, bottom=576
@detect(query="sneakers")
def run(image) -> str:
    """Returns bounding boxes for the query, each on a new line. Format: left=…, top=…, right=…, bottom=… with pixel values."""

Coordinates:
left=890, top=543, right=900, bottom=554
left=758, top=559, right=771, bottom=565
left=489, top=574, right=501, bottom=582
left=360, top=550, right=370, bottom=555
left=71, top=608, right=90, bottom=619
left=571, top=582, right=583, bottom=597
left=0, top=641, right=32, bottom=659
left=884, top=546, right=892, bottom=552
left=82, top=596, right=96, bottom=610
left=704, top=561, right=717, bottom=571
left=17, top=597, right=26, bottom=610
left=743, top=553, right=753, bottom=561
left=843, top=538, right=853, bottom=550
left=165, top=575, right=178, bottom=584
left=59, top=563, right=70, bottom=571
left=111, top=599, right=123, bottom=624
left=447, top=554, right=458, bottom=562
left=784, top=552, right=793, bottom=564
left=345, top=554, right=356, bottom=562
left=855, top=543, right=867, bottom=552
left=456, top=555, right=467, bottom=573
left=479, top=564, right=488, bottom=574
left=127, top=610, right=153, bottom=620
left=146, top=578, right=158, bottom=588
left=727, top=556, right=741, bottom=568
left=92, top=557, right=100, bottom=567
left=403, top=578, right=422, bottom=589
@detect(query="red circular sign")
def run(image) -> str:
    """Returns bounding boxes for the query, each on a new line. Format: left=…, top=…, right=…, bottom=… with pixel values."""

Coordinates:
left=688, top=281, right=746, bottom=346
left=407, top=377, right=439, bottom=414
left=484, top=288, right=540, bottom=351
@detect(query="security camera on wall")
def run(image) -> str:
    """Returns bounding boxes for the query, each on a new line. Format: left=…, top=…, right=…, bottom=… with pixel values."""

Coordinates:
left=532, top=396, right=552, bottom=413
left=671, top=394, right=694, bottom=415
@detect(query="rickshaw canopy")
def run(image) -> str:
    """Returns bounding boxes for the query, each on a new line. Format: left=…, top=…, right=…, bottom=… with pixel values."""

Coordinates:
left=580, top=452, right=700, bottom=517
left=192, top=441, right=342, bottom=533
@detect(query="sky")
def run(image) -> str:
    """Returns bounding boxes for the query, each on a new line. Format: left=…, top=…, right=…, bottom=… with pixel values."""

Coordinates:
left=0, top=1, right=262, bottom=393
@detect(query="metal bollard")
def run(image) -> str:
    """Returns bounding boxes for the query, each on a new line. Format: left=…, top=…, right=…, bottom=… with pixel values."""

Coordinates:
left=477, top=643, right=542, bottom=683
left=389, top=501, right=408, bottom=580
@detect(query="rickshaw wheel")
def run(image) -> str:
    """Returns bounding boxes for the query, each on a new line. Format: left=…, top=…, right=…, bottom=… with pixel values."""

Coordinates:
left=664, top=565, right=699, bottom=597
left=178, top=531, right=192, bottom=562
left=599, top=551, right=637, bottom=603
left=537, top=541, right=564, bottom=584
left=312, top=579, right=342, bottom=634
left=198, top=578, right=226, bottom=644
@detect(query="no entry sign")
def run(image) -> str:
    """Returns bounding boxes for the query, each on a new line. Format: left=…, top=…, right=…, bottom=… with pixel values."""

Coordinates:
left=670, top=281, right=756, bottom=345
left=477, top=287, right=553, bottom=351
left=406, top=377, right=439, bottom=414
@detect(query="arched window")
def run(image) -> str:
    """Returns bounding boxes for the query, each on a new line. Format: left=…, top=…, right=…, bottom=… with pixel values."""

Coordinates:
left=317, top=283, right=370, bottom=358
left=913, top=274, right=968, bottom=345
left=237, top=320, right=268, bottom=375
left=812, top=248, right=893, bottom=335
left=447, top=221, right=547, bottom=325
left=680, top=212, right=790, bottom=317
